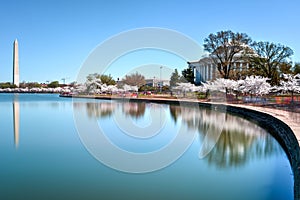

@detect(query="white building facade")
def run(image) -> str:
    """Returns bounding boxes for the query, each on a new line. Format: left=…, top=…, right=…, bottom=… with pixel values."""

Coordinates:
left=145, top=78, right=170, bottom=87
left=188, top=56, right=250, bottom=85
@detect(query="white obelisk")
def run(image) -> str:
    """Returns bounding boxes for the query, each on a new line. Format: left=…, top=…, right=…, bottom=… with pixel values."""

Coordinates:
left=13, top=39, right=19, bottom=87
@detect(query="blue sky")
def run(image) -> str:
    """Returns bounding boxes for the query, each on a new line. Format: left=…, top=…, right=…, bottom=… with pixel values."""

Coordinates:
left=0, top=0, right=299, bottom=83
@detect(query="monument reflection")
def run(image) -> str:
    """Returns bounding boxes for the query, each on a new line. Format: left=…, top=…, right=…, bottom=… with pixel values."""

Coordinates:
left=13, top=95, right=20, bottom=148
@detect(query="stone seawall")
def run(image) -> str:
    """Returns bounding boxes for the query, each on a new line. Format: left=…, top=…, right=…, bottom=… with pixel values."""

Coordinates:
left=218, top=105, right=300, bottom=200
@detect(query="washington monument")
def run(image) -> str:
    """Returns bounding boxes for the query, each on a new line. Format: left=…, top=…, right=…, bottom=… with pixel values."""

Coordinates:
left=13, top=39, right=19, bottom=87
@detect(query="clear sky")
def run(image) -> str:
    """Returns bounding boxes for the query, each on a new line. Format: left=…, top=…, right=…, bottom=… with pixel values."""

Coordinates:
left=0, top=0, right=299, bottom=83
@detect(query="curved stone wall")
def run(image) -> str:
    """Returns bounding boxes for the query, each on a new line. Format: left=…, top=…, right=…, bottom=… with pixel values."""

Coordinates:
left=205, top=103, right=300, bottom=200
left=129, top=98, right=300, bottom=199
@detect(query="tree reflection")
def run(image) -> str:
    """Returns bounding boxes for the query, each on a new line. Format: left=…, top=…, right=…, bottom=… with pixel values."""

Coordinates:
left=76, top=102, right=282, bottom=168
left=204, top=129, right=280, bottom=168
left=169, top=105, right=281, bottom=168
left=169, top=105, right=180, bottom=123
left=122, top=102, right=146, bottom=119
left=85, top=102, right=115, bottom=118
left=74, top=101, right=146, bottom=119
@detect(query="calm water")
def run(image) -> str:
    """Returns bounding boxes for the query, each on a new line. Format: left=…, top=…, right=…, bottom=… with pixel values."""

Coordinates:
left=0, top=93, right=294, bottom=200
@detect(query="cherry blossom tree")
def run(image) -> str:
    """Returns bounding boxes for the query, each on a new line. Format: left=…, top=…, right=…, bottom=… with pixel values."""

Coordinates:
left=172, top=83, right=205, bottom=97
left=239, top=76, right=271, bottom=99
left=201, top=77, right=271, bottom=102
left=123, top=84, right=138, bottom=92
left=85, top=74, right=102, bottom=94
left=0, top=86, right=75, bottom=93
left=72, top=84, right=87, bottom=94
left=202, top=78, right=238, bottom=95
left=279, top=74, right=300, bottom=102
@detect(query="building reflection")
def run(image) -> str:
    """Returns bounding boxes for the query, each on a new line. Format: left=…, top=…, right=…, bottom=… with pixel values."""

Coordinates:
left=13, top=96, right=20, bottom=148
left=169, top=105, right=281, bottom=168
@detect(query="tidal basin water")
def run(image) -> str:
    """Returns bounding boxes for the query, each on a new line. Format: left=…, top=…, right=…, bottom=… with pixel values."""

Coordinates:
left=0, top=94, right=294, bottom=200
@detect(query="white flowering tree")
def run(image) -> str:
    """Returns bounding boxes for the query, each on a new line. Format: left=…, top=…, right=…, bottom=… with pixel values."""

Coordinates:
left=85, top=75, right=102, bottom=94
left=107, top=85, right=119, bottom=93
left=202, top=78, right=241, bottom=101
left=76, top=74, right=118, bottom=95
left=173, top=83, right=194, bottom=92
left=200, top=76, right=272, bottom=102
left=72, top=84, right=87, bottom=94
left=202, top=78, right=238, bottom=94
left=0, top=86, right=75, bottom=94
left=238, top=76, right=271, bottom=101
left=172, top=82, right=205, bottom=97
left=279, top=74, right=300, bottom=102
left=232, top=79, right=247, bottom=99
left=202, top=79, right=224, bottom=93
left=123, top=84, right=138, bottom=92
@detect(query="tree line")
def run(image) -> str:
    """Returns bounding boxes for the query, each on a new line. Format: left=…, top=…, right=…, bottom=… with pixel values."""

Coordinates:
left=0, top=81, right=73, bottom=89
left=169, top=30, right=299, bottom=88
left=80, top=29, right=300, bottom=94
left=201, top=30, right=298, bottom=85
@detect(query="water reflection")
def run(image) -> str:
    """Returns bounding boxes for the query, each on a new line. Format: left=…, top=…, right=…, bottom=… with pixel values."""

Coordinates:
left=77, top=101, right=282, bottom=168
left=122, top=102, right=146, bottom=119
left=13, top=97, right=20, bottom=148
left=169, top=105, right=281, bottom=168
left=9, top=94, right=70, bottom=148
left=79, top=101, right=147, bottom=119
left=85, top=102, right=115, bottom=118
left=1, top=94, right=294, bottom=200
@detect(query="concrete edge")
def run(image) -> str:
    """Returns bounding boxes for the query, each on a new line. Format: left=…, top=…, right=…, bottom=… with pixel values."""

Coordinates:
left=216, top=104, right=300, bottom=200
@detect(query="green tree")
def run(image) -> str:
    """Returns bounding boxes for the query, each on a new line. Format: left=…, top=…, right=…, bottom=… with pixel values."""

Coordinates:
left=86, top=73, right=99, bottom=81
left=0, top=82, right=16, bottom=88
left=279, top=62, right=293, bottom=75
left=293, top=63, right=300, bottom=75
left=170, top=69, right=181, bottom=87
left=21, top=82, right=41, bottom=88
left=86, top=73, right=116, bottom=85
left=48, top=81, right=60, bottom=88
left=181, top=66, right=195, bottom=84
left=139, top=85, right=155, bottom=92
left=203, top=30, right=252, bottom=79
left=247, top=41, right=293, bottom=85
left=122, top=72, right=146, bottom=87
left=99, top=74, right=116, bottom=85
